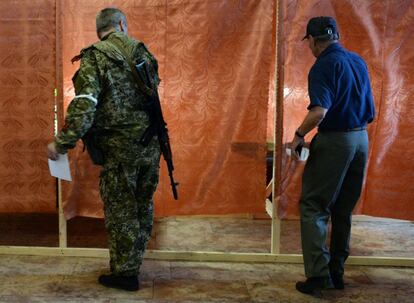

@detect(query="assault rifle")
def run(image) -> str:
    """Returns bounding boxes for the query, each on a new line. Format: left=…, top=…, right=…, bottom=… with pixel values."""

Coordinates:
left=136, top=61, right=179, bottom=200
left=108, top=39, right=178, bottom=200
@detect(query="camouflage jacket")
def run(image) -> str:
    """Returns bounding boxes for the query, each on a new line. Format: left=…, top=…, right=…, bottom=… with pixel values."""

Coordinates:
left=55, top=32, right=161, bottom=164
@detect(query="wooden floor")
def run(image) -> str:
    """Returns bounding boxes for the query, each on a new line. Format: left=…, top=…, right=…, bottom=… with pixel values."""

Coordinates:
left=0, top=215, right=413, bottom=302
left=0, top=254, right=413, bottom=302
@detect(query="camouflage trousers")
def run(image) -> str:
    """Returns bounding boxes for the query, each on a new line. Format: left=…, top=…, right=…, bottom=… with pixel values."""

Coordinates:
left=100, top=160, right=159, bottom=276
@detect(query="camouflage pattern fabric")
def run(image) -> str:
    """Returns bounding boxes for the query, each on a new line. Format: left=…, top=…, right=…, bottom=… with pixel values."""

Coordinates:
left=55, top=31, right=161, bottom=276
left=100, top=161, right=159, bottom=276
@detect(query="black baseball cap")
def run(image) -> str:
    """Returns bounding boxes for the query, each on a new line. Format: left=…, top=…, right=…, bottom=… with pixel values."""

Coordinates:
left=302, top=16, right=338, bottom=40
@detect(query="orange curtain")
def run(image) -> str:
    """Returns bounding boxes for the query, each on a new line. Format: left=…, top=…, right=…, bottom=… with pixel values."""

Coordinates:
left=1, top=0, right=411, bottom=222
left=0, top=0, right=56, bottom=213
left=276, top=0, right=414, bottom=221
left=61, top=0, right=275, bottom=219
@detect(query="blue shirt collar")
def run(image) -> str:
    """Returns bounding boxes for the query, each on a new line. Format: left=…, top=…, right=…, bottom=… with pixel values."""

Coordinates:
left=317, top=43, right=342, bottom=59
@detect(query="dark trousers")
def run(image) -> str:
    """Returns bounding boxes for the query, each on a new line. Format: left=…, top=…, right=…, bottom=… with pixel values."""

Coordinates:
left=300, top=130, right=368, bottom=278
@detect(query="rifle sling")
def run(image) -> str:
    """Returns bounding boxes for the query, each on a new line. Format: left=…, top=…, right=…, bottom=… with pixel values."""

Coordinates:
left=107, top=39, right=154, bottom=97
left=107, top=40, right=178, bottom=200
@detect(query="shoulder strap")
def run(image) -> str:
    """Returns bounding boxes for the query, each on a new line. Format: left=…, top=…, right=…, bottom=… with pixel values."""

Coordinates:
left=107, top=39, right=154, bottom=96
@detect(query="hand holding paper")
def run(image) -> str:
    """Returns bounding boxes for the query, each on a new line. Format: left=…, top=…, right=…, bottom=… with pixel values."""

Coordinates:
left=286, top=147, right=310, bottom=161
left=48, top=153, right=72, bottom=181
left=47, top=142, right=59, bottom=160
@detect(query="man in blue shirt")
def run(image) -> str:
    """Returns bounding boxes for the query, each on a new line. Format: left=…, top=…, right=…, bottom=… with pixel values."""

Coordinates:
left=290, top=16, right=375, bottom=295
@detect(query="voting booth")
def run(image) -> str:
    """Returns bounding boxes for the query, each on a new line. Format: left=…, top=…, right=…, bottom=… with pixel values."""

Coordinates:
left=0, top=0, right=413, bottom=267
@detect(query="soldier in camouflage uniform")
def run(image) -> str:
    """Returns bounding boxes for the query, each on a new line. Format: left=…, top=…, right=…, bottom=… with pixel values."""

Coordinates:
left=47, top=8, right=161, bottom=291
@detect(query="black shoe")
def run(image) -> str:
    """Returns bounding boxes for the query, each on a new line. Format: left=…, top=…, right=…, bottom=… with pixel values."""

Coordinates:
left=330, top=273, right=345, bottom=289
left=296, top=277, right=333, bottom=295
left=98, top=274, right=139, bottom=291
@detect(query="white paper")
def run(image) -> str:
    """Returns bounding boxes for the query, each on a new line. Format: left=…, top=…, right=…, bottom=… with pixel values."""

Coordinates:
left=286, top=147, right=310, bottom=161
left=48, top=154, right=72, bottom=181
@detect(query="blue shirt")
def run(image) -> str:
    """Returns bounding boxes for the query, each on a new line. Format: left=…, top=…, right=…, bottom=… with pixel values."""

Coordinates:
left=308, top=43, right=375, bottom=131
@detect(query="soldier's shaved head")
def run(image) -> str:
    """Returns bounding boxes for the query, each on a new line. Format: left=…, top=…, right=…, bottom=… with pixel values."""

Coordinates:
left=96, top=8, right=128, bottom=38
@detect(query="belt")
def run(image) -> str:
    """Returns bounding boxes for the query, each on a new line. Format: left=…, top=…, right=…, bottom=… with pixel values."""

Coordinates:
left=345, top=126, right=366, bottom=132
left=319, top=126, right=366, bottom=132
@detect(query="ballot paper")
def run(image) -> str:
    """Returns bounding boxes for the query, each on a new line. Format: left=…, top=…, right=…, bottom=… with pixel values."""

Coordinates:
left=48, top=154, right=72, bottom=181
left=286, top=147, right=310, bottom=161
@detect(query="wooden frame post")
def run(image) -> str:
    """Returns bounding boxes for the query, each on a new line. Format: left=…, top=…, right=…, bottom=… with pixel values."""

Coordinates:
left=55, top=0, right=67, bottom=249
left=271, top=0, right=282, bottom=254
left=58, top=179, right=67, bottom=248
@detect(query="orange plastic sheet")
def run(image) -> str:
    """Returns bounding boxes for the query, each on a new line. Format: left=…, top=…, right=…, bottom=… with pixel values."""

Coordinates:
left=276, top=0, right=414, bottom=221
left=0, top=0, right=56, bottom=213
left=61, top=0, right=275, bottom=219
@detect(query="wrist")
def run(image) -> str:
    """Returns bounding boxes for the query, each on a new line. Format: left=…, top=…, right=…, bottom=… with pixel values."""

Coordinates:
left=295, top=129, right=305, bottom=138
left=54, top=140, right=65, bottom=154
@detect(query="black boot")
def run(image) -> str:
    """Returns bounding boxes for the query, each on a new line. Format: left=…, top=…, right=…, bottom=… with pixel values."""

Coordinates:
left=330, top=272, right=345, bottom=289
left=98, top=274, right=139, bottom=291
left=296, top=277, right=333, bottom=295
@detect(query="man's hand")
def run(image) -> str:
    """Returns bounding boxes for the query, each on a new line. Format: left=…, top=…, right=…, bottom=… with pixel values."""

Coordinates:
left=289, top=135, right=305, bottom=161
left=47, top=142, right=59, bottom=161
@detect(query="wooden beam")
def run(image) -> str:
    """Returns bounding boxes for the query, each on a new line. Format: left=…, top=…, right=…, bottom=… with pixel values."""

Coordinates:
left=0, top=246, right=413, bottom=267
left=0, top=246, right=108, bottom=258
left=145, top=251, right=302, bottom=263
left=270, top=0, right=282, bottom=255
left=346, top=256, right=414, bottom=267
left=58, top=179, right=67, bottom=248
left=270, top=197, right=281, bottom=253
left=54, top=0, right=68, bottom=249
